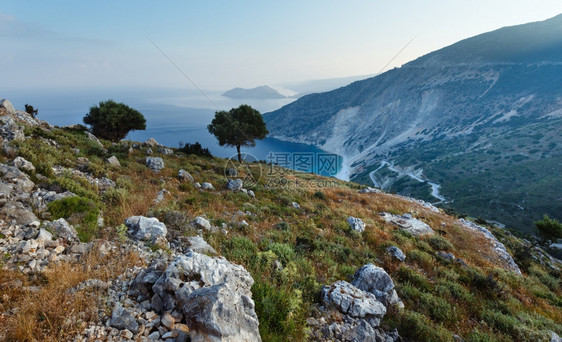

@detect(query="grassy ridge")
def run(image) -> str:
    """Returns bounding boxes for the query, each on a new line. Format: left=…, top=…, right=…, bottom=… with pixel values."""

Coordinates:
left=0, top=124, right=560, bottom=341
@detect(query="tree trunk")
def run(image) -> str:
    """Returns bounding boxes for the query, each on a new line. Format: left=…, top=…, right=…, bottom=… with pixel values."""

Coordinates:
left=237, top=145, right=242, bottom=163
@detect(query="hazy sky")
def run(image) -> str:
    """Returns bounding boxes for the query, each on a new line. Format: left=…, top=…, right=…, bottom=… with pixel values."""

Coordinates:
left=2, top=1, right=562, bottom=91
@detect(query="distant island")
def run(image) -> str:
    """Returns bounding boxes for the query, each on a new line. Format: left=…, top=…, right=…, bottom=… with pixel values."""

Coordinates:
left=222, top=85, right=286, bottom=99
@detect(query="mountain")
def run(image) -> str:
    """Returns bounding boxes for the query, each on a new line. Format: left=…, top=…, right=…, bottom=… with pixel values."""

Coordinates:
left=222, top=85, right=286, bottom=99
left=280, top=74, right=375, bottom=98
left=263, top=14, right=562, bottom=234
left=1, top=98, right=561, bottom=341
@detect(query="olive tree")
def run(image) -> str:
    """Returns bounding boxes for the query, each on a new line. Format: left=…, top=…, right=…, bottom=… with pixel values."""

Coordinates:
left=208, top=104, right=268, bottom=162
left=83, top=100, right=146, bottom=142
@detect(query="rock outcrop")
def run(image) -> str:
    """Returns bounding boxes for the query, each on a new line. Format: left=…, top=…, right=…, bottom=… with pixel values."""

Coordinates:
left=125, top=216, right=168, bottom=247
left=309, top=264, right=402, bottom=341
left=146, top=157, right=165, bottom=172
left=459, top=218, right=521, bottom=274
left=347, top=216, right=366, bottom=233
left=381, top=212, right=434, bottom=236
left=352, top=264, right=404, bottom=309
left=130, top=251, right=261, bottom=341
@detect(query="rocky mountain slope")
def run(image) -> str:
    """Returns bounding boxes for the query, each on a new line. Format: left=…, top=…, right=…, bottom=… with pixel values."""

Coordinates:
left=263, top=14, right=562, bottom=234
left=0, top=98, right=561, bottom=341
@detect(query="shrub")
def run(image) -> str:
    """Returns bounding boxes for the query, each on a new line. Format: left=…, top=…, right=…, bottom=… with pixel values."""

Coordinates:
left=399, top=310, right=453, bottom=341
left=54, top=176, right=99, bottom=201
left=313, top=191, right=326, bottom=200
left=102, top=188, right=128, bottom=206
left=178, top=141, right=212, bottom=157
left=535, top=214, right=562, bottom=245
left=83, top=100, right=146, bottom=142
left=481, top=309, right=519, bottom=333
left=266, top=243, right=295, bottom=266
left=252, top=280, right=305, bottom=340
left=47, top=197, right=99, bottom=242
left=466, top=329, right=500, bottom=342
left=24, top=104, right=38, bottom=117
left=396, top=266, right=431, bottom=291
left=221, top=237, right=257, bottom=265
left=406, top=249, right=434, bottom=269
left=427, top=235, right=454, bottom=251
left=435, top=279, right=474, bottom=302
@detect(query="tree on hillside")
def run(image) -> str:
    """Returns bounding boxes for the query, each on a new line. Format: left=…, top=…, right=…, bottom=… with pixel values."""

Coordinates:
left=83, top=100, right=146, bottom=142
left=535, top=215, right=562, bottom=246
left=24, top=104, right=38, bottom=118
left=208, top=104, right=268, bottom=162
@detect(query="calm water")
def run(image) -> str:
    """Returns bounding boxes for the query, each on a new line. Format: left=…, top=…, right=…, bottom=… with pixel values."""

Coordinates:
left=3, top=87, right=341, bottom=175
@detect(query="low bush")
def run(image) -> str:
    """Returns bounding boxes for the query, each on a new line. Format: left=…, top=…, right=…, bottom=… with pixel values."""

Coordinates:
left=399, top=310, right=453, bottom=341
left=406, top=249, right=434, bottom=269
left=427, top=235, right=454, bottom=251
left=221, top=237, right=258, bottom=265
left=395, top=266, right=431, bottom=291
left=47, top=196, right=100, bottom=242
left=178, top=142, right=212, bottom=157
left=266, top=243, right=295, bottom=266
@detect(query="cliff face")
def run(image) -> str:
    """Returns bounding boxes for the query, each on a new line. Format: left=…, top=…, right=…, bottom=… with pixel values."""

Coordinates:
left=263, top=15, right=562, bottom=233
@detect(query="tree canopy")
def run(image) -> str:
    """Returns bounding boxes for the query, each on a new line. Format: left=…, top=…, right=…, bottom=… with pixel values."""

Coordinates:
left=83, top=100, right=146, bottom=142
left=208, top=104, right=268, bottom=162
left=535, top=215, right=562, bottom=245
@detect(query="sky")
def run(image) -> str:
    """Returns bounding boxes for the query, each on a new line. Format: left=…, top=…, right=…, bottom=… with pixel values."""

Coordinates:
left=2, top=1, right=562, bottom=92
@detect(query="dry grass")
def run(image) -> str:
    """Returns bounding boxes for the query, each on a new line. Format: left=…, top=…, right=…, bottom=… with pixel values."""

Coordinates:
left=0, top=244, right=143, bottom=341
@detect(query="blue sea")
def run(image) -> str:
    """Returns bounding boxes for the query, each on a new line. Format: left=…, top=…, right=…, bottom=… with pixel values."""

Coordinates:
left=2, top=87, right=341, bottom=176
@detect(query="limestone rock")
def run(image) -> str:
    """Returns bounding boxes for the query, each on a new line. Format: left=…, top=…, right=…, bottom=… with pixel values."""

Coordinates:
left=109, top=306, right=139, bottom=333
left=0, top=99, right=16, bottom=115
left=86, top=132, right=104, bottom=149
left=459, top=218, right=521, bottom=274
left=352, top=264, right=404, bottom=309
left=386, top=246, right=406, bottom=262
left=347, top=216, right=365, bottom=233
left=148, top=252, right=260, bottom=341
left=188, top=236, right=217, bottom=254
left=192, top=217, right=211, bottom=231
left=178, top=169, right=194, bottom=182
left=144, top=138, right=160, bottom=147
left=11, top=157, right=35, bottom=172
left=145, top=157, right=164, bottom=172
left=184, top=283, right=261, bottom=342
left=226, top=179, right=243, bottom=191
left=322, top=280, right=386, bottom=325
left=381, top=212, right=434, bottom=236
left=159, top=148, right=173, bottom=155
left=125, top=216, right=168, bottom=247
left=43, top=218, right=80, bottom=244
left=201, top=182, right=215, bottom=191
left=0, top=202, right=38, bottom=225
left=106, top=156, right=121, bottom=167
left=359, top=187, right=381, bottom=194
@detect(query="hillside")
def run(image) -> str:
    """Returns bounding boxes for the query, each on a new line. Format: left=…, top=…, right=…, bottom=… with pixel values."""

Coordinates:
left=222, top=86, right=287, bottom=99
left=263, top=14, right=562, bottom=234
left=0, top=99, right=561, bottom=341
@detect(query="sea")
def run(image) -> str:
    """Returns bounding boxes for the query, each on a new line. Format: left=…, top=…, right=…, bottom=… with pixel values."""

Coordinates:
left=3, top=87, right=341, bottom=176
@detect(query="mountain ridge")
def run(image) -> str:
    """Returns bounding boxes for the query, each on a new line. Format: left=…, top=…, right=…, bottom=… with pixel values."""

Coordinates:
left=263, top=14, right=562, bottom=233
